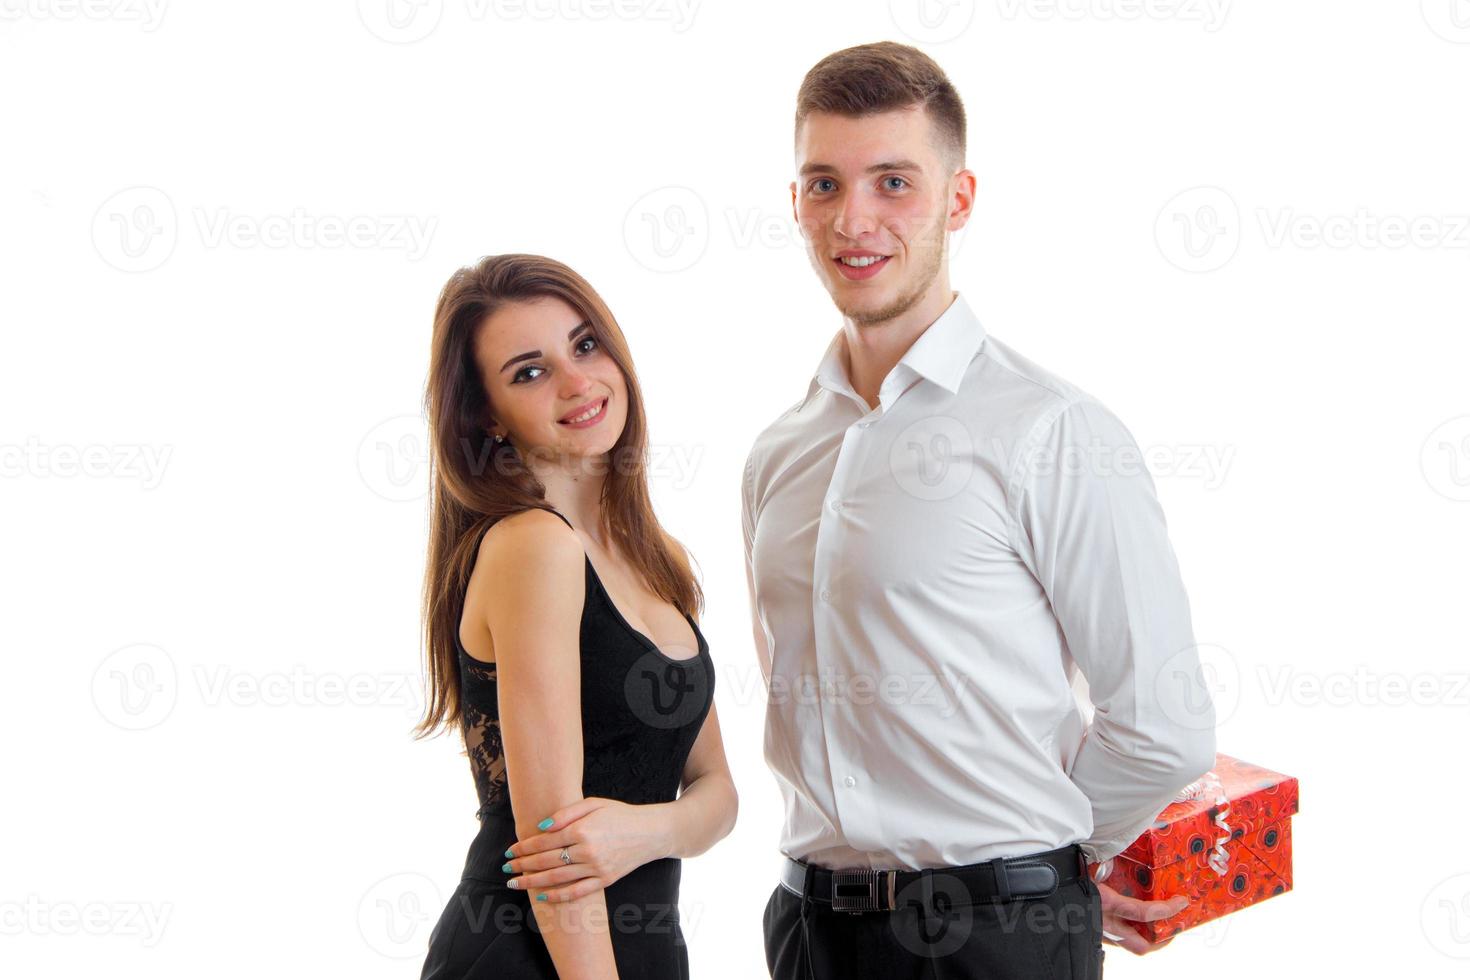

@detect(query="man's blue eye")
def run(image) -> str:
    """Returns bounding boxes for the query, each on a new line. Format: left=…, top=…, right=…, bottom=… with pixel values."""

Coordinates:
left=884, top=176, right=907, bottom=190
left=812, top=178, right=835, bottom=193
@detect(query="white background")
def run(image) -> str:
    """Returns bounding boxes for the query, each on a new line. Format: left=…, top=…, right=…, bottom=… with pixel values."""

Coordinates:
left=4, top=0, right=1469, bottom=976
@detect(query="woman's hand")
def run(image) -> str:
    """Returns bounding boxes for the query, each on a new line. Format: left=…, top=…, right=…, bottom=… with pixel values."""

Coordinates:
left=1097, top=879, right=1190, bottom=954
left=503, top=798, right=671, bottom=903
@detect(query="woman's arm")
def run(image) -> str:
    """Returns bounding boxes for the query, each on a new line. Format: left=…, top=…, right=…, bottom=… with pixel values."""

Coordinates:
left=649, top=702, right=738, bottom=860
left=500, top=703, right=735, bottom=895
left=477, top=510, right=620, bottom=980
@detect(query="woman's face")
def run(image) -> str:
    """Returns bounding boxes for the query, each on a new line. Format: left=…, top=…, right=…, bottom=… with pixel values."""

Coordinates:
left=473, top=295, right=628, bottom=470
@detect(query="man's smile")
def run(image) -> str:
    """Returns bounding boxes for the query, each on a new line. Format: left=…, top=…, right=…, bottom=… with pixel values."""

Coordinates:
left=833, top=249, right=892, bottom=280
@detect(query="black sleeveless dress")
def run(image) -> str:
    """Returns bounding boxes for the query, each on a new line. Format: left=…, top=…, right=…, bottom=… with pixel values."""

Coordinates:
left=421, top=509, right=714, bottom=979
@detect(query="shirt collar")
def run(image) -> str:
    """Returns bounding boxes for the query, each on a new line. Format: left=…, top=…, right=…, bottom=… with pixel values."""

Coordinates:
left=801, top=331, right=851, bottom=410
left=799, top=291, right=987, bottom=412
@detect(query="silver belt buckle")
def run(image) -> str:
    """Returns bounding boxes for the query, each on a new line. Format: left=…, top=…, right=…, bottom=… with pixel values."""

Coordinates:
left=830, top=868, right=896, bottom=913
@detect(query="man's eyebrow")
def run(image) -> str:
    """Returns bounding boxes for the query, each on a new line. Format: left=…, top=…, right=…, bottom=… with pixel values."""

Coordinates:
left=797, top=159, right=924, bottom=178
left=499, top=321, right=591, bottom=373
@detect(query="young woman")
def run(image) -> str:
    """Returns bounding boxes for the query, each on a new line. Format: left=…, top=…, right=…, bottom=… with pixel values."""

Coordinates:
left=413, top=254, right=737, bottom=979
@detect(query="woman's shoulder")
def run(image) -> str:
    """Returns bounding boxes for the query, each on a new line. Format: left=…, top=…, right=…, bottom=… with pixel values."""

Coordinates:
left=470, top=509, right=586, bottom=603
left=464, top=511, right=587, bottom=669
left=481, top=508, right=578, bottom=555
left=486, top=506, right=568, bottom=531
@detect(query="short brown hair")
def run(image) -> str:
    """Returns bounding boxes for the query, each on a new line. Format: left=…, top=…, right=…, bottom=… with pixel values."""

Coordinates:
left=795, top=41, right=966, bottom=169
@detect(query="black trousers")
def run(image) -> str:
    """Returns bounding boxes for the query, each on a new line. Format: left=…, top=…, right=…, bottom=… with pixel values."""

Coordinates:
left=763, top=857, right=1105, bottom=980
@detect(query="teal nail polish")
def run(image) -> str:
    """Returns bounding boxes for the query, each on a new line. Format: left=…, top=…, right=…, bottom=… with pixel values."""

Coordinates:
left=537, top=817, right=554, bottom=830
left=536, top=893, right=548, bottom=902
left=502, top=863, right=513, bottom=873
left=504, top=848, right=514, bottom=858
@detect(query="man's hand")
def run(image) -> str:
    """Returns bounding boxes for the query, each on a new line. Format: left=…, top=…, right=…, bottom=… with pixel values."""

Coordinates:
left=504, top=798, right=671, bottom=903
left=1097, top=879, right=1189, bottom=954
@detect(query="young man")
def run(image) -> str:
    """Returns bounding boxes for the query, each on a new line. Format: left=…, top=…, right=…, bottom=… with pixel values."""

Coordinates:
left=743, top=42, right=1217, bottom=979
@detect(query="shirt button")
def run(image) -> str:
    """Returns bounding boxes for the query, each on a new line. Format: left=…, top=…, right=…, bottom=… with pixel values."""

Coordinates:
left=858, top=420, right=873, bottom=429
left=819, top=589, right=832, bottom=602
left=829, top=499, right=843, bottom=512
left=843, top=776, right=857, bottom=788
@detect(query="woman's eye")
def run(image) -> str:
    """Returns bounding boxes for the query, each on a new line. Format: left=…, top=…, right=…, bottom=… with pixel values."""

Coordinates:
left=510, top=337, right=594, bottom=384
left=884, top=176, right=908, bottom=191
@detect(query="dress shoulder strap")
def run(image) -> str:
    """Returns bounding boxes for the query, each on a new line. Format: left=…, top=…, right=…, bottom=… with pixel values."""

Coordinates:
left=544, top=507, right=575, bottom=530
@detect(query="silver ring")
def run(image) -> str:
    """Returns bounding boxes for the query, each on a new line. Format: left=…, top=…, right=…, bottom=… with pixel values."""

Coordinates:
left=560, top=847, right=572, bottom=865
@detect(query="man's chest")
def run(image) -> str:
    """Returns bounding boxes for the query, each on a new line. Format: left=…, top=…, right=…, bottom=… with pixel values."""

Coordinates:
left=750, top=412, right=1030, bottom=615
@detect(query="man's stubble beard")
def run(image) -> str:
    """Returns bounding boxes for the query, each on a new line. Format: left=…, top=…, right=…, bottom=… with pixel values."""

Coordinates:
left=829, top=215, right=948, bottom=328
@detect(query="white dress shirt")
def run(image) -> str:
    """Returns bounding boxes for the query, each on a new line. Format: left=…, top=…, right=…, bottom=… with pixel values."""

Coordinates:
left=741, top=291, right=1216, bottom=870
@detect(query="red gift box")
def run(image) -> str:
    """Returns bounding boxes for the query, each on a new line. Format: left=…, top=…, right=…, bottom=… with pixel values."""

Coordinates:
left=1085, top=753, right=1299, bottom=944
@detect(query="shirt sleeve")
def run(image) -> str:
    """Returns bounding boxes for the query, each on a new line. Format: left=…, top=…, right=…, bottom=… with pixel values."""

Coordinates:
left=741, top=447, right=773, bottom=682
left=1008, top=398, right=1217, bottom=866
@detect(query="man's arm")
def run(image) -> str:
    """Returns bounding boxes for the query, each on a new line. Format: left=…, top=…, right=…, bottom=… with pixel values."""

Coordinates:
left=1009, top=398, right=1217, bottom=865
left=741, top=449, right=773, bottom=682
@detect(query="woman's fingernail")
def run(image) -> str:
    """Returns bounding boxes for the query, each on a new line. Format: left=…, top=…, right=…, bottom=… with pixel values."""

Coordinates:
left=507, top=879, right=519, bottom=889
left=504, top=848, right=514, bottom=858
left=502, top=863, right=513, bottom=873
left=537, top=818, right=554, bottom=830
left=536, top=893, right=548, bottom=902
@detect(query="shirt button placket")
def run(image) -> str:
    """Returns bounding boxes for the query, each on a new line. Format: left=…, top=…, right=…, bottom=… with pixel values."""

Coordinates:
left=814, top=410, right=881, bottom=843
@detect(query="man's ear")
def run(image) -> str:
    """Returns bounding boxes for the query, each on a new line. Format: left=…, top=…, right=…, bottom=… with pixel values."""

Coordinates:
left=947, top=168, right=977, bottom=231
left=789, top=180, right=798, bottom=227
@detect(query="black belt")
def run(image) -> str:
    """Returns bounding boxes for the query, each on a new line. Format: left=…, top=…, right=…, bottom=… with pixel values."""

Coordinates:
left=780, top=843, right=1087, bottom=914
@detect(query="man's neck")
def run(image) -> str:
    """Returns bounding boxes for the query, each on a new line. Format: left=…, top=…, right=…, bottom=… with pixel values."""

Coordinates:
left=841, top=279, right=958, bottom=410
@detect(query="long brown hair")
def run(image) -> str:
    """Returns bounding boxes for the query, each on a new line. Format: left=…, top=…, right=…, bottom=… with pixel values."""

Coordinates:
left=411, top=253, right=703, bottom=741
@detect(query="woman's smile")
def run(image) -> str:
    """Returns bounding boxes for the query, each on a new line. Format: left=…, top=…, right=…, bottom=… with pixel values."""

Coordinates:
left=558, top=396, right=609, bottom=428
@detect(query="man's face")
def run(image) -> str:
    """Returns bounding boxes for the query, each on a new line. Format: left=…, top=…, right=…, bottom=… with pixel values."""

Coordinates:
left=791, top=106, right=966, bottom=325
